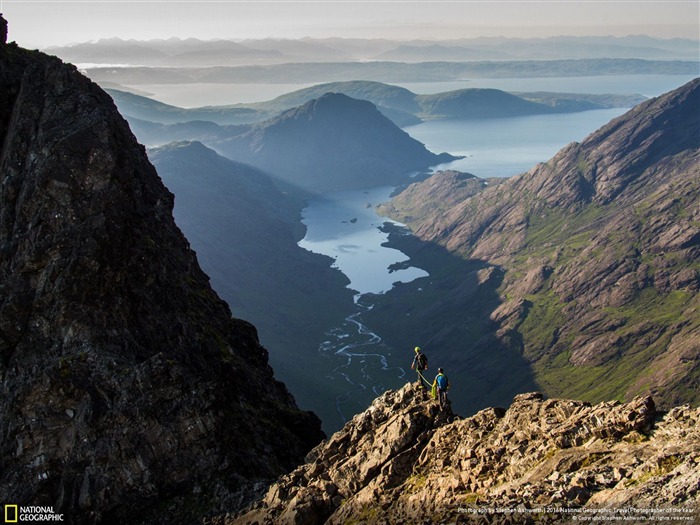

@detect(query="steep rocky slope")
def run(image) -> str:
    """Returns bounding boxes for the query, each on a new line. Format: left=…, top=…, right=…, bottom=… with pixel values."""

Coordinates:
left=147, top=141, right=356, bottom=430
left=375, top=78, right=700, bottom=411
left=229, top=383, right=700, bottom=524
left=0, top=43, right=323, bottom=523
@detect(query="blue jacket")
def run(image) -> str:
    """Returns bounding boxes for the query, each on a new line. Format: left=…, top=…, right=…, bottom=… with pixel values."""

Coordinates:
left=435, top=373, right=449, bottom=391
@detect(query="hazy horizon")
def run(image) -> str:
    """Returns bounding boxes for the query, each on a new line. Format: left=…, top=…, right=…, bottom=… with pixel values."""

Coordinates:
left=2, top=0, right=698, bottom=50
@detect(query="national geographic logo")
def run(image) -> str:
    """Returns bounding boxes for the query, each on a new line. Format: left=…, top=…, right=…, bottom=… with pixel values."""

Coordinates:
left=4, top=505, right=17, bottom=523
left=3, top=505, right=64, bottom=522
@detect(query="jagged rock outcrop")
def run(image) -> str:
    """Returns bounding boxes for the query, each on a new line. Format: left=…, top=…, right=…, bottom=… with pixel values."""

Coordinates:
left=228, top=383, right=700, bottom=524
left=0, top=42, right=323, bottom=524
left=375, top=78, right=700, bottom=410
left=226, top=383, right=453, bottom=525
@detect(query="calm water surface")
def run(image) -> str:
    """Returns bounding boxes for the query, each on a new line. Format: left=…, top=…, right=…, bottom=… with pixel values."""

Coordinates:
left=298, top=186, right=428, bottom=295
left=407, top=108, right=628, bottom=178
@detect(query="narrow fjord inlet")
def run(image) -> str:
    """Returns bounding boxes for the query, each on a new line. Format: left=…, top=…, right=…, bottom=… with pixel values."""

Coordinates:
left=298, top=186, right=424, bottom=425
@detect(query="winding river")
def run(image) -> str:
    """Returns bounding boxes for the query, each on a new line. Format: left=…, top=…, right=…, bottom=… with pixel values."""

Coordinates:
left=320, top=296, right=408, bottom=423
left=299, top=186, right=421, bottom=423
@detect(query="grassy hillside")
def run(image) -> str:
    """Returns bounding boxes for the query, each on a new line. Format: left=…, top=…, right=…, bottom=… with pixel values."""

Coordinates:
left=371, top=79, right=700, bottom=412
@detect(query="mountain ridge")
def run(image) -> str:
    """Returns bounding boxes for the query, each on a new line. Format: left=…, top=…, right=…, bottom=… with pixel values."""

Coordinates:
left=229, top=383, right=700, bottom=524
left=46, top=36, right=700, bottom=66
left=105, top=82, right=648, bottom=129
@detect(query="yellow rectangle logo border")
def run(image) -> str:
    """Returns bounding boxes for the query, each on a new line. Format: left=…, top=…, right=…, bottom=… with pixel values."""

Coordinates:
left=5, top=504, right=18, bottom=523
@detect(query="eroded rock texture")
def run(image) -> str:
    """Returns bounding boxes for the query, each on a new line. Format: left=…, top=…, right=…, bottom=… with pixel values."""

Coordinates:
left=230, top=384, right=699, bottom=524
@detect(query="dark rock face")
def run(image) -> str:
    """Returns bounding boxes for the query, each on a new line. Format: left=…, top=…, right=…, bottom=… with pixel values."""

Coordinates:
left=0, top=45, right=323, bottom=524
left=0, top=14, right=7, bottom=45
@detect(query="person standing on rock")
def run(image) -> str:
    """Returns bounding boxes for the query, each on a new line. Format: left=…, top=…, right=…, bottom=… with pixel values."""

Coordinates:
left=433, top=368, right=450, bottom=410
left=410, top=346, right=428, bottom=388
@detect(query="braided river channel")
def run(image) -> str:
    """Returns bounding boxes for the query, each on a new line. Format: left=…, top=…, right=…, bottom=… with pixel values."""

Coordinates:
left=298, top=186, right=423, bottom=425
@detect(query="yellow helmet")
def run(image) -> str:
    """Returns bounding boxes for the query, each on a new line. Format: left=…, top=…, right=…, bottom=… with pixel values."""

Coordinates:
left=415, top=346, right=421, bottom=353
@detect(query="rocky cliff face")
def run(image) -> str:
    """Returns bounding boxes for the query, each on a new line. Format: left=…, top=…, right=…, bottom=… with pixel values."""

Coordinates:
left=376, top=78, right=700, bottom=410
left=0, top=44, right=323, bottom=523
left=229, top=383, right=699, bottom=524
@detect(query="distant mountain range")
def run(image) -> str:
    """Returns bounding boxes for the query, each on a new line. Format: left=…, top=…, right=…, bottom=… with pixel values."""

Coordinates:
left=105, top=81, right=648, bottom=195
left=85, top=58, right=698, bottom=87
left=373, top=78, right=700, bottom=412
left=108, top=80, right=647, bottom=128
left=47, top=35, right=700, bottom=66
left=114, top=89, right=461, bottom=193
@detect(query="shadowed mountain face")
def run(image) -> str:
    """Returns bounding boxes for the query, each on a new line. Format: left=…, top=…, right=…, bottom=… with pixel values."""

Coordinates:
left=0, top=44, right=323, bottom=524
left=147, top=141, right=357, bottom=429
left=215, top=92, right=458, bottom=193
left=377, top=78, right=700, bottom=410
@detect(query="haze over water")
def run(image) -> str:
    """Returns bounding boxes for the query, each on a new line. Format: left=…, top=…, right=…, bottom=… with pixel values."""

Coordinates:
left=408, top=108, right=627, bottom=179
left=119, top=73, right=696, bottom=109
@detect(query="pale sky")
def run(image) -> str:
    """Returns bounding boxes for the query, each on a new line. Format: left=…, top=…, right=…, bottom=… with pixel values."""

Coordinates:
left=2, top=0, right=698, bottom=49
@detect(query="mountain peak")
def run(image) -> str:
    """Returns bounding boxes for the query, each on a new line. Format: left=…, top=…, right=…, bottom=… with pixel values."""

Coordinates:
left=280, top=91, right=385, bottom=124
left=314, top=90, right=373, bottom=106
left=508, top=77, right=700, bottom=212
left=220, top=93, right=459, bottom=192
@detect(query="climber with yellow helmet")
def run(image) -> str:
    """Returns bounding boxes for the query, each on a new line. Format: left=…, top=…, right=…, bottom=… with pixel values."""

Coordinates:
left=410, top=346, right=428, bottom=388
